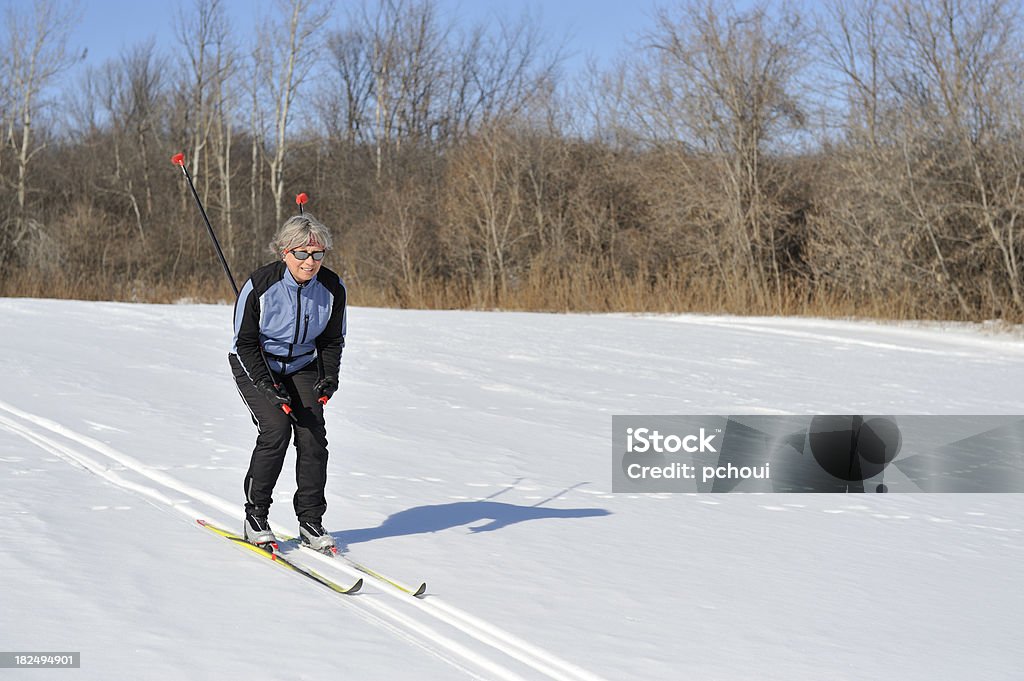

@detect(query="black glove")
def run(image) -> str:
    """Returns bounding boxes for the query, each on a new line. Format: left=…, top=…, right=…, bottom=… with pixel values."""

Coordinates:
left=314, top=376, right=339, bottom=401
left=255, top=377, right=291, bottom=408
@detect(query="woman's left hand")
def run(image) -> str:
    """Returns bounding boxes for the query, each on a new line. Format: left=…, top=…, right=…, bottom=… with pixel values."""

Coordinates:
left=314, top=376, right=338, bottom=400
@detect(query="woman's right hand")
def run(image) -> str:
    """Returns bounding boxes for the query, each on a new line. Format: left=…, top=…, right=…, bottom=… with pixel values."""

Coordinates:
left=255, top=378, right=291, bottom=407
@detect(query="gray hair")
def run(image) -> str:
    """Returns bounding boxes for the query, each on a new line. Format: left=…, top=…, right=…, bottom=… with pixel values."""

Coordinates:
left=268, top=213, right=334, bottom=257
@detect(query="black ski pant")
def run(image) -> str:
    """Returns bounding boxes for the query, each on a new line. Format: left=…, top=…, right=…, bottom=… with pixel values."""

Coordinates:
left=229, top=353, right=329, bottom=523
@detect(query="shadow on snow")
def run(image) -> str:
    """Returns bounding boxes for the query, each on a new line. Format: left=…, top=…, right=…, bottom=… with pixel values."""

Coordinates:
left=333, top=499, right=611, bottom=548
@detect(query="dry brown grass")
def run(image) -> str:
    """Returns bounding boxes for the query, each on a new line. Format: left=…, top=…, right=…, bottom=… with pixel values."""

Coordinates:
left=2, top=259, right=1003, bottom=324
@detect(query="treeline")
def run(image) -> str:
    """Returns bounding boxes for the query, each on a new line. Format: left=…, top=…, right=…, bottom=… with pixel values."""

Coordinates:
left=3, top=0, right=1024, bottom=321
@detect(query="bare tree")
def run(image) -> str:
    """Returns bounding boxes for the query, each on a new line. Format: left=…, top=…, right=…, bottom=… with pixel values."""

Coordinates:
left=174, top=0, right=238, bottom=257
left=322, top=0, right=559, bottom=178
left=367, top=176, right=434, bottom=300
left=354, top=0, right=450, bottom=179
left=443, top=122, right=534, bottom=304
left=80, top=42, right=168, bottom=250
left=818, top=0, right=889, bottom=149
left=888, top=0, right=1024, bottom=314
left=321, top=27, right=375, bottom=146
left=443, top=10, right=558, bottom=140
left=245, top=43, right=267, bottom=251
left=3, top=0, right=80, bottom=219
left=255, top=0, right=330, bottom=224
left=623, top=1, right=808, bottom=306
left=813, top=0, right=1024, bottom=317
left=123, top=42, right=167, bottom=221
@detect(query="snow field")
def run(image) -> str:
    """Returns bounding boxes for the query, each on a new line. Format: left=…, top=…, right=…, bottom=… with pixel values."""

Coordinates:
left=1, top=298, right=1021, bottom=680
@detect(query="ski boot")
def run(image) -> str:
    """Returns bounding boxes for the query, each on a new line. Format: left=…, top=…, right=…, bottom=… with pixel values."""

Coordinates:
left=244, top=513, right=278, bottom=552
left=299, top=520, right=336, bottom=554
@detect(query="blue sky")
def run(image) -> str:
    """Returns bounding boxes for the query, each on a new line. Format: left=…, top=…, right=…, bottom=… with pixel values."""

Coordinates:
left=53, top=0, right=660, bottom=79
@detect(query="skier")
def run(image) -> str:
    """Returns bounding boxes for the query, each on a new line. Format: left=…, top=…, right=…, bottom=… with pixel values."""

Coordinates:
left=228, top=213, right=346, bottom=552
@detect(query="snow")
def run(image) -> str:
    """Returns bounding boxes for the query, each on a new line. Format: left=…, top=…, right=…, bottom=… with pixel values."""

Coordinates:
left=0, top=297, right=1021, bottom=680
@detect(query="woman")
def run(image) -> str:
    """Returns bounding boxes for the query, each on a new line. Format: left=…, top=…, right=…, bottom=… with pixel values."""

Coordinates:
left=228, top=213, right=346, bottom=552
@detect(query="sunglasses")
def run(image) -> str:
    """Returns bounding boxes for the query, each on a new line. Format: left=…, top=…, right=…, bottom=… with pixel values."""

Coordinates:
left=288, top=249, right=326, bottom=261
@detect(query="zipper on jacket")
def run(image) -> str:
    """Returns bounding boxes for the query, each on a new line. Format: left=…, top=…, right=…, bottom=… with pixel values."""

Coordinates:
left=287, top=284, right=304, bottom=362
left=301, top=313, right=310, bottom=344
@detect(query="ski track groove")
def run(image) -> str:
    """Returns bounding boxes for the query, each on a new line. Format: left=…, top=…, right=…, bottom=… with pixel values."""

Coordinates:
left=675, top=317, right=1017, bottom=357
left=0, top=399, right=608, bottom=681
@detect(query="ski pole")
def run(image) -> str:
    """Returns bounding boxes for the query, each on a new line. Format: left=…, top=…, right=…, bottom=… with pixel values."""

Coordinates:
left=172, top=152, right=297, bottom=422
left=295, top=191, right=328, bottom=405
left=171, top=152, right=238, bottom=296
